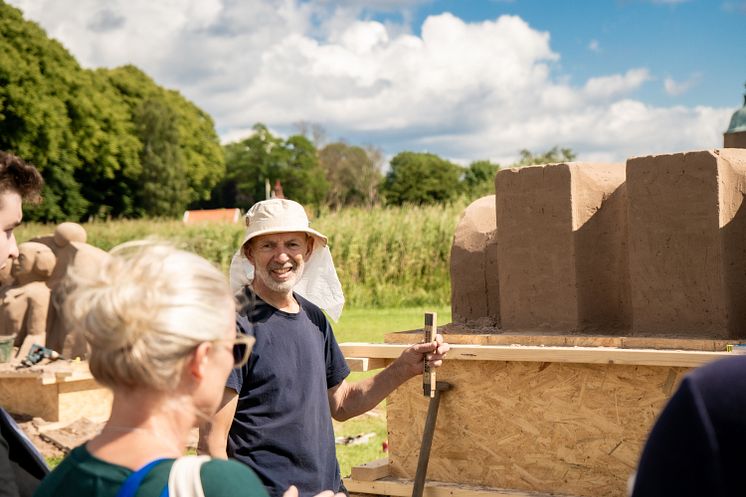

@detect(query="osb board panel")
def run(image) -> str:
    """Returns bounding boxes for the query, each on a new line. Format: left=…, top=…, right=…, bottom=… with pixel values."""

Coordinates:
left=58, top=378, right=112, bottom=424
left=384, top=330, right=738, bottom=352
left=345, top=476, right=570, bottom=497
left=0, top=377, right=57, bottom=420
left=387, top=360, right=687, bottom=497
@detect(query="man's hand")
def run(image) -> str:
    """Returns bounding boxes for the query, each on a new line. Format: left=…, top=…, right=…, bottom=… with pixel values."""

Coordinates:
left=283, top=485, right=345, bottom=497
left=392, top=333, right=450, bottom=380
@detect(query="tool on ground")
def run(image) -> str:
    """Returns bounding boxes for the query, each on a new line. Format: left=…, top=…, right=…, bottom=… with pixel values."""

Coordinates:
left=17, top=344, right=61, bottom=369
left=412, top=312, right=451, bottom=497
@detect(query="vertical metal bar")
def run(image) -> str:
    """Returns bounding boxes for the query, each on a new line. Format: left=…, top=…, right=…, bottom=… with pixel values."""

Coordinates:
left=411, top=382, right=450, bottom=497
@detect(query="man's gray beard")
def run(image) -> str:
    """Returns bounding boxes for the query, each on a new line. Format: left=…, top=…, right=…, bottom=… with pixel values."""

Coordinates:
left=255, top=259, right=305, bottom=293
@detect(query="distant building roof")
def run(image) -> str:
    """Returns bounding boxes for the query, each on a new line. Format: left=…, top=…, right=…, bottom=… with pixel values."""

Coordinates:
left=183, top=208, right=241, bottom=224
left=726, top=84, right=746, bottom=134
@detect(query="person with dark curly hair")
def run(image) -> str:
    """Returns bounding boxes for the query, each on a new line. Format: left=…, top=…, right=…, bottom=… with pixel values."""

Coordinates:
left=0, top=151, right=43, bottom=268
left=0, top=151, right=45, bottom=497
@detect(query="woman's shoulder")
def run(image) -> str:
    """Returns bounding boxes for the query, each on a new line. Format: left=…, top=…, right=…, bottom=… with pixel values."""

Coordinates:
left=200, top=458, right=269, bottom=497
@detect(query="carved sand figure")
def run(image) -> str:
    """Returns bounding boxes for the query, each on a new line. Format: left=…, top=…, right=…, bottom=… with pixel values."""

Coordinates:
left=0, top=262, right=15, bottom=335
left=1, top=242, right=55, bottom=359
left=35, top=222, right=107, bottom=357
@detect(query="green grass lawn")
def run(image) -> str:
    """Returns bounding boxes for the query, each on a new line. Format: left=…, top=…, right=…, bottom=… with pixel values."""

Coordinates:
left=332, top=305, right=451, bottom=477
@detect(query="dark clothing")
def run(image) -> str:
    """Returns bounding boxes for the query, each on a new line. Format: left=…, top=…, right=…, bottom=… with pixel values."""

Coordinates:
left=227, top=290, right=350, bottom=497
left=0, top=409, right=47, bottom=497
left=33, top=445, right=268, bottom=497
left=631, top=355, right=746, bottom=497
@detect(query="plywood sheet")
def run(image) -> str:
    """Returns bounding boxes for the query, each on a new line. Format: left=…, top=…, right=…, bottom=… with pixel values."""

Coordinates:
left=345, top=476, right=571, bottom=497
left=386, top=360, right=686, bottom=497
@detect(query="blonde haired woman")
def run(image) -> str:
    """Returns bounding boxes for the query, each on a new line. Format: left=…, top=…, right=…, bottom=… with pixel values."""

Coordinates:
left=33, top=242, right=265, bottom=497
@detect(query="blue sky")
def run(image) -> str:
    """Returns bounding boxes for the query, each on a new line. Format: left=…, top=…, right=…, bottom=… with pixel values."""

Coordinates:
left=379, top=0, right=745, bottom=107
left=8, top=0, right=746, bottom=165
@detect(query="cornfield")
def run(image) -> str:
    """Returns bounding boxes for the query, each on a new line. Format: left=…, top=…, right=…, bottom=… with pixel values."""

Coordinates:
left=15, top=200, right=471, bottom=308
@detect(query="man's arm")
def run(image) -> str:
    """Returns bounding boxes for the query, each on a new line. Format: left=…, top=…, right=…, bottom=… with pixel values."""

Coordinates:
left=198, top=388, right=239, bottom=459
left=327, top=334, right=449, bottom=422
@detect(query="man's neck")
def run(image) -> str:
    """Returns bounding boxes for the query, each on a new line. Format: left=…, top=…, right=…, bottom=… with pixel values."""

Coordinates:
left=251, top=284, right=300, bottom=314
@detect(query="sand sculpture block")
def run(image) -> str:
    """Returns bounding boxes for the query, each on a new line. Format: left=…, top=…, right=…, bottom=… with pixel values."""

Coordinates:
left=627, top=149, right=746, bottom=338
left=450, top=195, right=499, bottom=325
left=495, top=163, right=628, bottom=332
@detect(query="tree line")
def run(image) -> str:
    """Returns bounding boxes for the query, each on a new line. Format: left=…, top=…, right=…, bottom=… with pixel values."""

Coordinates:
left=1, top=3, right=575, bottom=222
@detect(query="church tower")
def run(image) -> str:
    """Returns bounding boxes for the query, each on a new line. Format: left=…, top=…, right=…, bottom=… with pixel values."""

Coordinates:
left=724, top=83, right=746, bottom=148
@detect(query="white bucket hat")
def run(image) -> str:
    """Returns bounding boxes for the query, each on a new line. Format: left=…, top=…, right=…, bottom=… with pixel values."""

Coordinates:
left=229, top=199, right=345, bottom=321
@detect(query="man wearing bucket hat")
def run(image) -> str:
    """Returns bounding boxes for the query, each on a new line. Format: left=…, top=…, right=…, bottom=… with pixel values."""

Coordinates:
left=0, top=151, right=47, bottom=497
left=201, top=198, right=449, bottom=497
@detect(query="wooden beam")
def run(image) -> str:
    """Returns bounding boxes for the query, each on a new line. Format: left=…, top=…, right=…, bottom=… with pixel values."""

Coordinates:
left=339, top=342, right=731, bottom=368
left=345, top=357, right=390, bottom=372
left=350, top=458, right=390, bottom=481
left=344, top=476, right=572, bottom=497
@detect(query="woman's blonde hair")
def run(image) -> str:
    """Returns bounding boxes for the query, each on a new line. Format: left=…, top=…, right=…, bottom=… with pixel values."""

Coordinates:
left=62, top=241, right=234, bottom=391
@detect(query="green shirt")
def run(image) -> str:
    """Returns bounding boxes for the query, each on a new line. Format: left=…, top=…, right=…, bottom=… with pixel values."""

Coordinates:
left=33, top=445, right=269, bottom=497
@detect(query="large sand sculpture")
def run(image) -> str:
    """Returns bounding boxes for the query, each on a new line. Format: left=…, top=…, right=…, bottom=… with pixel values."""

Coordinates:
left=345, top=147, right=746, bottom=497
left=452, top=148, right=746, bottom=338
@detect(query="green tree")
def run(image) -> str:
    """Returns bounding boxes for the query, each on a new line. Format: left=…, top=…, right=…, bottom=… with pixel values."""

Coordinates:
left=279, top=134, right=328, bottom=205
left=214, top=124, right=328, bottom=209
left=220, top=124, right=285, bottom=208
left=513, top=146, right=576, bottom=167
left=463, top=160, right=500, bottom=198
left=0, top=2, right=140, bottom=220
left=0, top=4, right=223, bottom=220
left=381, top=152, right=463, bottom=205
left=319, top=142, right=383, bottom=209
left=104, top=65, right=225, bottom=215
left=135, top=97, right=189, bottom=217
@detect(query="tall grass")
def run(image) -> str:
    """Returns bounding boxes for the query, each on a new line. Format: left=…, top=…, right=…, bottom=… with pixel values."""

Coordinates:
left=16, top=200, right=469, bottom=308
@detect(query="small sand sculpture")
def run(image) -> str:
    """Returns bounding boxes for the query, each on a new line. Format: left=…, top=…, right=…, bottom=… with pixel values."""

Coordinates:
left=0, top=242, right=56, bottom=359
left=33, top=222, right=107, bottom=358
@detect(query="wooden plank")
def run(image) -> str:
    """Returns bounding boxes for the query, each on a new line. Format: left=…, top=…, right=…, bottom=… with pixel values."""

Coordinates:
left=383, top=330, right=741, bottom=351
left=423, top=312, right=437, bottom=398
left=345, top=357, right=390, bottom=372
left=350, top=458, right=390, bottom=481
left=344, top=476, right=571, bottom=497
left=339, top=342, right=730, bottom=368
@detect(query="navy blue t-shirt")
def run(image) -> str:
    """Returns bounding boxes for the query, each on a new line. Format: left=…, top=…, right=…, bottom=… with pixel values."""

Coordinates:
left=226, top=290, right=350, bottom=497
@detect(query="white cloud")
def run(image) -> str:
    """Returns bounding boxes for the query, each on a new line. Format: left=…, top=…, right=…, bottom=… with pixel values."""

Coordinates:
left=588, top=39, right=600, bottom=52
left=6, top=0, right=732, bottom=165
left=583, top=69, right=650, bottom=100
left=663, top=74, right=701, bottom=96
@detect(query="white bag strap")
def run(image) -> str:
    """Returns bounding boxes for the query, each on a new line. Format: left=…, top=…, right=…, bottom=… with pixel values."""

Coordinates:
left=168, top=455, right=211, bottom=497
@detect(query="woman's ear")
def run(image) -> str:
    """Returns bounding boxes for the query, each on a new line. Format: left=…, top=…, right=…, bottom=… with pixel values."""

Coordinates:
left=189, top=342, right=212, bottom=380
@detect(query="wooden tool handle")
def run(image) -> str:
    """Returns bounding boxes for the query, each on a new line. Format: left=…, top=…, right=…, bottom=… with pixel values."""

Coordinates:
left=423, top=312, right=437, bottom=398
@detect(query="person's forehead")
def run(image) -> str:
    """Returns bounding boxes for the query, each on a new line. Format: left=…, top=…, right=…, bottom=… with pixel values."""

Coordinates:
left=252, top=231, right=308, bottom=243
left=0, top=190, right=22, bottom=226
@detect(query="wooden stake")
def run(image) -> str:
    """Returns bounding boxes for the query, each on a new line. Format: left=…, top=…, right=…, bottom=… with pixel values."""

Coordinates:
left=423, top=312, right=437, bottom=398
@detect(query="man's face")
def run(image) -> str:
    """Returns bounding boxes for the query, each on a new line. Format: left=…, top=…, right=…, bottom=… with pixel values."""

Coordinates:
left=11, top=243, right=34, bottom=279
left=0, top=191, right=22, bottom=271
left=245, top=232, right=313, bottom=296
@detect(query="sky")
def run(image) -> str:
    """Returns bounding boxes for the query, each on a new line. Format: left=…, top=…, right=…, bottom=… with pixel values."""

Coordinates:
left=7, top=0, right=746, bottom=165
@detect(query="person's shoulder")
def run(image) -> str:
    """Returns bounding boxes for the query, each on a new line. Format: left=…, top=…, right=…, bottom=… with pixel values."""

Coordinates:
left=692, top=355, right=746, bottom=384
left=200, top=458, right=269, bottom=497
left=237, top=287, right=275, bottom=327
left=295, top=293, right=330, bottom=328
